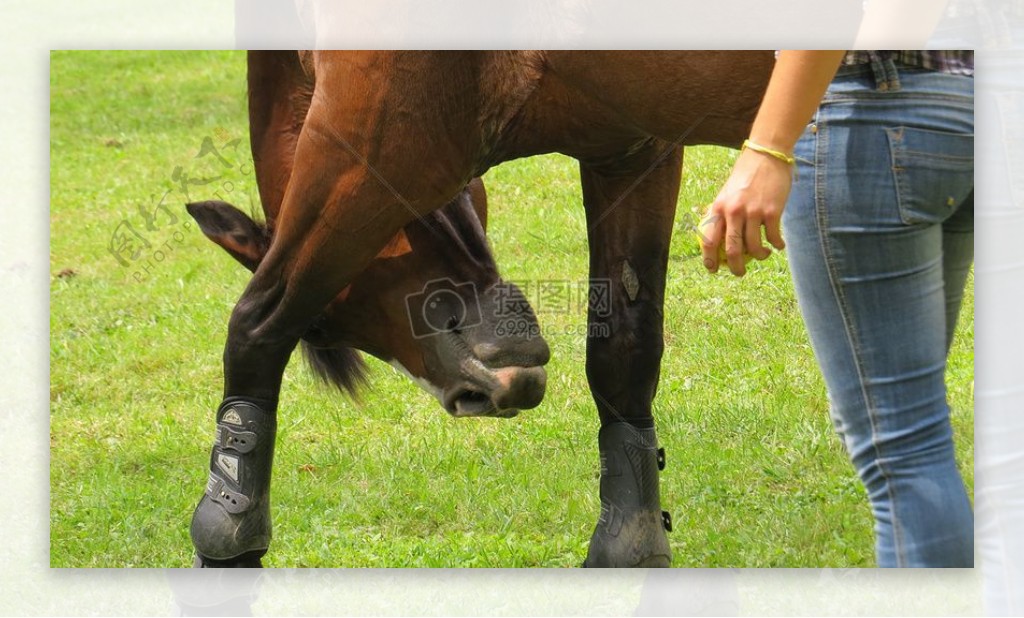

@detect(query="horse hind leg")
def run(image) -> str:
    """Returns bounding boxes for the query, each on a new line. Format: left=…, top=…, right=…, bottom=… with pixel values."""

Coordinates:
left=578, top=142, right=682, bottom=567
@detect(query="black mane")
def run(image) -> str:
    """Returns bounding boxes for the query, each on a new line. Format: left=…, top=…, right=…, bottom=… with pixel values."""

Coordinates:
left=300, top=341, right=368, bottom=397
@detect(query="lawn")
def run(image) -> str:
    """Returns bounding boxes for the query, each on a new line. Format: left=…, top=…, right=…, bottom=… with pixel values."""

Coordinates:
left=49, top=50, right=975, bottom=568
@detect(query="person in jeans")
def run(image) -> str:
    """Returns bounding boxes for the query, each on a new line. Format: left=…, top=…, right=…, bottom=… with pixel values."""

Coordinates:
left=701, top=50, right=974, bottom=567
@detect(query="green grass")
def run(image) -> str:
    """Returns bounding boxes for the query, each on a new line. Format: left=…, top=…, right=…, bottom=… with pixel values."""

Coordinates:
left=49, top=51, right=975, bottom=568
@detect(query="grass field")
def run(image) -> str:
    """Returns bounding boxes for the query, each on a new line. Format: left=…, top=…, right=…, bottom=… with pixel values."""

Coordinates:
left=49, top=51, right=975, bottom=568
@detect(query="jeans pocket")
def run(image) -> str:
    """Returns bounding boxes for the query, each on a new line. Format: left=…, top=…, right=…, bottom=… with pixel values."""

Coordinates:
left=887, top=126, right=974, bottom=225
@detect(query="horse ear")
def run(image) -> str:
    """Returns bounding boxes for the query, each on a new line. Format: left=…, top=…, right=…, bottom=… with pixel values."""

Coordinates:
left=186, top=200, right=270, bottom=273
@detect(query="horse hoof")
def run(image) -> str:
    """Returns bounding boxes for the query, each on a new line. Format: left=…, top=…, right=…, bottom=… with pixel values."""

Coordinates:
left=581, top=555, right=670, bottom=568
left=193, top=551, right=265, bottom=568
left=583, top=507, right=672, bottom=568
left=583, top=423, right=672, bottom=568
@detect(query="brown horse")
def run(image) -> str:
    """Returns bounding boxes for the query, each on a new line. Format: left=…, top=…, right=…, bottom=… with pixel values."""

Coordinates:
left=189, top=50, right=775, bottom=567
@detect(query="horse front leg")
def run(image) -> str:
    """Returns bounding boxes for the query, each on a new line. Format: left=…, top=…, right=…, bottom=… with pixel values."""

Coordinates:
left=189, top=54, right=316, bottom=568
left=189, top=255, right=305, bottom=567
left=578, top=142, right=682, bottom=567
left=189, top=110, right=461, bottom=567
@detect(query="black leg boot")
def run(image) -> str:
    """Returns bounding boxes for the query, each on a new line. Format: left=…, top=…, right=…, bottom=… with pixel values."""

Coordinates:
left=583, top=422, right=672, bottom=567
left=191, top=398, right=276, bottom=567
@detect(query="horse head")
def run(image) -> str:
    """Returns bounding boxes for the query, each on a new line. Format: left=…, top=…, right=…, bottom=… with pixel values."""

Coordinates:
left=186, top=181, right=550, bottom=418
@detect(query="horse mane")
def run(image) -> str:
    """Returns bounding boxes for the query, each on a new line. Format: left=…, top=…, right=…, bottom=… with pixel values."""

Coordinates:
left=300, top=341, right=369, bottom=397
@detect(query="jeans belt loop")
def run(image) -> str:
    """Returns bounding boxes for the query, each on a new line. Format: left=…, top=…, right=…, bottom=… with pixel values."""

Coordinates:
left=868, top=54, right=902, bottom=93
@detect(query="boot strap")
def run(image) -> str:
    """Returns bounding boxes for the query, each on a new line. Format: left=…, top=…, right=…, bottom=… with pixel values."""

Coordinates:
left=205, top=472, right=251, bottom=514
left=215, top=424, right=258, bottom=454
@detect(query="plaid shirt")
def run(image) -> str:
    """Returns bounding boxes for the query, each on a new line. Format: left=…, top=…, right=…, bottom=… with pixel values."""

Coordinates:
left=843, top=50, right=974, bottom=76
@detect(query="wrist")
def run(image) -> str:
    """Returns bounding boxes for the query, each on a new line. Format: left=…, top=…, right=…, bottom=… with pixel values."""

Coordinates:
left=742, top=139, right=795, bottom=166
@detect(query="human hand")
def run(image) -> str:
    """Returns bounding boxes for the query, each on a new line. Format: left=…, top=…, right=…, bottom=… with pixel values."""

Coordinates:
left=698, top=147, right=794, bottom=276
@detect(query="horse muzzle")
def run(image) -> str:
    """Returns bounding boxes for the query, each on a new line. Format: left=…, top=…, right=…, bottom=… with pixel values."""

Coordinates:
left=442, top=365, right=547, bottom=418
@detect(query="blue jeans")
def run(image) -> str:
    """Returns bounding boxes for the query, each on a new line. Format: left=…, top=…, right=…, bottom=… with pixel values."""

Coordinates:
left=783, top=60, right=975, bottom=567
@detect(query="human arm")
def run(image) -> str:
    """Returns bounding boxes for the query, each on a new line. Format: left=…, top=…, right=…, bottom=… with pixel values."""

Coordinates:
left=700, top=50, right=845, bottom=276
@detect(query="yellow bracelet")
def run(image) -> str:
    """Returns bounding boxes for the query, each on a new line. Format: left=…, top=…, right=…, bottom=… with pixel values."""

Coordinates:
left=742, top=139, right=795, bottom=166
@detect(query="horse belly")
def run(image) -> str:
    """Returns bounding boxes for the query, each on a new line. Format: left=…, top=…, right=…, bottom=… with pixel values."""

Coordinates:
left=545, top=51, right=775, bottom=148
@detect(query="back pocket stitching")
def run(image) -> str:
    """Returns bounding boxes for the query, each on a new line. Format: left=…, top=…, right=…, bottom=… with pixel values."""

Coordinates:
left=887, top=126, right=973, bottom=225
